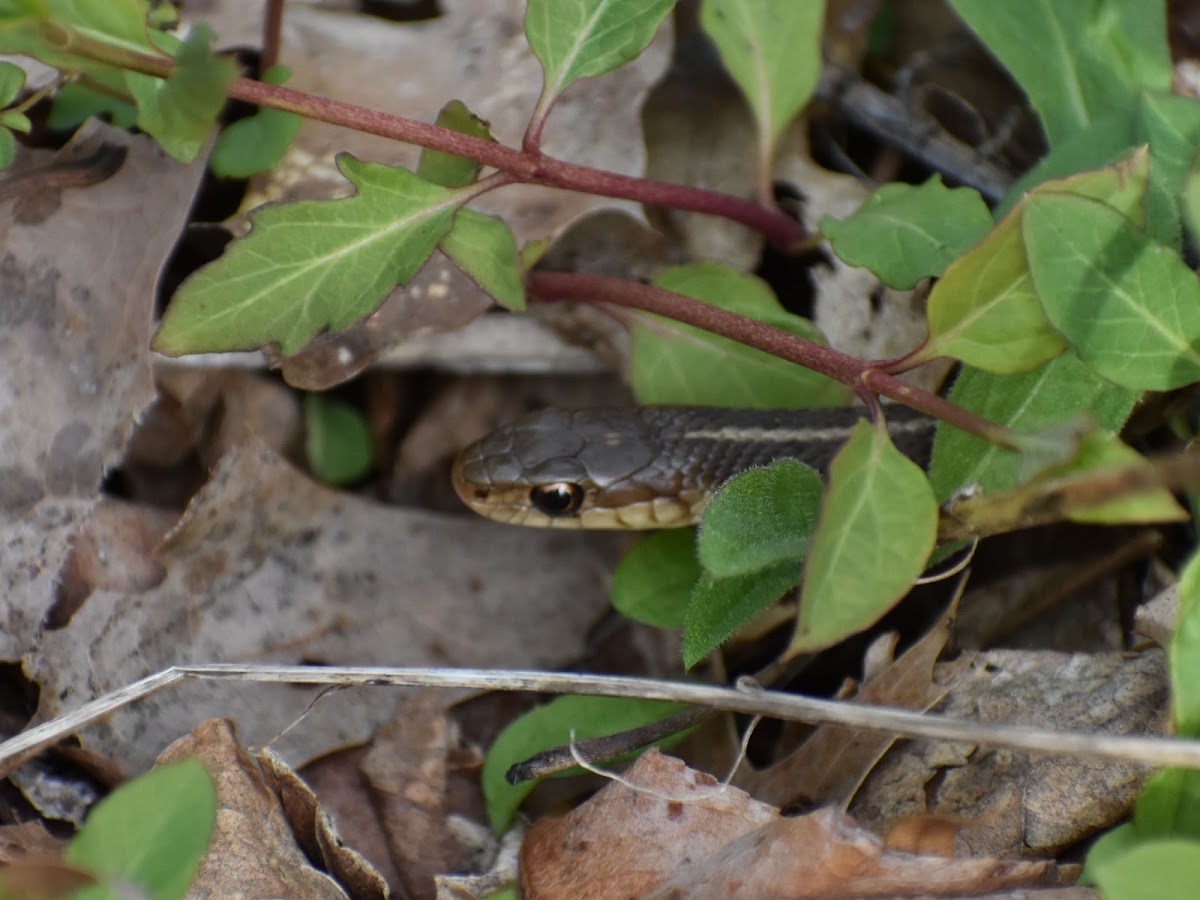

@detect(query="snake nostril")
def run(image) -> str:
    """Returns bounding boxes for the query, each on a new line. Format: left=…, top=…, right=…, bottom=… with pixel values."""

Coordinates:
left=529, top=483, right=584, bottom=516
left=472, top=486, right=490, bottom=500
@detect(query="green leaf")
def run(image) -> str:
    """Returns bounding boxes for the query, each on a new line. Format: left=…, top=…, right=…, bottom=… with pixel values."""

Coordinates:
left=155, top=156, right=462, bottom=356
left=0, top=108, right=28, bottom=133
left=0, top=59, right=24, bottom=105
left=417, top=99, right=494, bottom=188
left=525, top=0, right=673, bottom=105
left=820, top=177, right=992, bottom=289
left=482, top=695, right=683, bottom=833
left=1081, top=823, right=1139, bottom=885
left=697, top=459, right=822, bottom=577
left=789, top=420, right=937, bottom=655
left=440, top=208, right=526, bottom=311
left=304, top=393, right=374, bottom=486
left=632, top=262, right=850, bottom=407
left=125, top=23, right=237, bottom=162
left=1023, top=192, right=1200, bottom=391
left=0, top=126, right=14, bottom=169
left=1133, top=769, right=1200, bottom=842
left=929, top=353, right=1139, bottom=502
left=683, top=560, right=803, bottom=669
left=1173, top=549, right=1200, bottom=735
left=947, top=0, right=1170, bottom=147
left=610, top=529, right=699, bottom=629
left=65, top=759, right=216, bottom=900
left=47, top=81, right=138, bottom=130
left=699, top=0, right=823, bottom=159
left=1087, top=839, right=1200, bottom=899
left=1054, top=432, right=1186, bottom=525
left=921, top=148, right=1149, bottom=373
left=1185, top=154, right=1200, bottom=245
left=210, top=65, right=302, bottom=178
left=1136, top=92, right=1200, bottom=249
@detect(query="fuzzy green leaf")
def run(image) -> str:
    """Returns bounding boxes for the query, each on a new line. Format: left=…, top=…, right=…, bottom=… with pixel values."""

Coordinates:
left=699, top=0, right=823, bottom=158
left=525, top=0, right=673, bottom=104
left=304, top=393, right=374, bottom=486
left=0, top=59, right=24, bottom=105
left=789, top=420, right=937, bottom=655
left=1136, top=92, right=1200, bottom=249
left=948, top=0, right=1170, bottom=147
left=611, top=528, right=698, bottom=629
left=125, top=24, right=236, bottom=162
left=210, top=65, right=302, bottom=178
left=440, top=209, right=525, bottom=311
left=417, top=99, right=494, bottom=188
left=482, top=695, right=683, bottom=833
left=821, top=177, right=992, bottom=289
left=929, top=353, right=1139, bottom=502
left=683, top=560, right=803, bottom=669
left=697, top=459, right=822, bottom=577
left=1024, top=192, right=1200, bottom=391
left=155, top=156, right=461, bottom=356
left=1087, top=839, right=1200, bottom=900
left=65, top=759, right=216, bottom=900
left=921, top=148, right=1149, bottom=373
left=631, top=262, right=850, bottom=407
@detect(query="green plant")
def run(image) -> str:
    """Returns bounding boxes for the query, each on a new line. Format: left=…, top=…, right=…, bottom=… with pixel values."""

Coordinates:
left=8, top=0, right=1200, bottom=845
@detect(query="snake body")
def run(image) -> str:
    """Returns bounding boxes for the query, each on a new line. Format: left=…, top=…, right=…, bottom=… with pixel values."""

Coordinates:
left=452, top=406, right=936, bottom=529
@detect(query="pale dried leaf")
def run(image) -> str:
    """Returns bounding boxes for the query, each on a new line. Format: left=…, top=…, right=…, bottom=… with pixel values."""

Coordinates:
left=0, top=122, right=207, bottom=659
left=26, top=441, right=619, bottom=770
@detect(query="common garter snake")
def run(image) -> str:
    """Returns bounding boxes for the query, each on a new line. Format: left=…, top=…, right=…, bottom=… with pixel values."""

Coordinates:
left=452, top=405, right=936, bottom=529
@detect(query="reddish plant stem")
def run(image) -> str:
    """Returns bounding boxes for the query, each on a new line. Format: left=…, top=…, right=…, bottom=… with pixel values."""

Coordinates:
left=529, top=271, right=1021, bottom=449
left=261, top=0, right=284, bottom=71
left=68, top=37, right=805, bottom=248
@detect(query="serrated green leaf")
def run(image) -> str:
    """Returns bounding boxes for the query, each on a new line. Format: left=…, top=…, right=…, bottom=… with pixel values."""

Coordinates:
left=610, top=528, right=698, bottom=629
left=0, top=121, right=15, bottom=168
left=789, top=420, right=937, bottom=655
left=440, top=208, right=525, bottom=311
left=210, top=65, right=302, bottom=178
left=155, top=156, right=462, bottom=356
left=47, top=81, right=138, bottom=130
left=65, top=759, right=216, bottom=900
left=1136, top=92, right=1200, bottom=249
left=1087, top=839, right=1200, bottom=899
left=1023, top=192, right=1200, bottom=391
left=697, top=459, right=822, bottom=577
left=482, top=695, right=683, bottom=833
left=948, top=0, right=1170, bottom=147
left=0, top=59, right=24, bottom=105
left=304, top=392, right=373, bottom=486
left=125, top=23, right=236, bottom=162
left=417, top=99, right=493, bottom=188
left=683, top=560, right=803, bottom=669
left=632, top=262, right=850, bottom=407
left=699, top=0, right=823, bottom=160
left=921, top=148, right=1150, bottom=373
left=929, top=353, right=1139, bottom=502
left=525, top=0, right=673, bottom=104
left=1173, top=549, right=1200, bottom=735
left=821, top=177, right=991, bottom=289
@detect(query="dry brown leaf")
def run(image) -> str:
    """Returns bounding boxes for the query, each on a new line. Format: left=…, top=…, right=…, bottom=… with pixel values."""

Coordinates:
left=26, top=440, right=619, bottom=770
left=741, top=612, right=971, bottom=811
left=649, top=806, right=1059, bottom=899
left=158, top=718, right=384, bottom=898
left=520, top=750, right=778, bottom=900
left=0, top=121, right=207, bottom=661
left=851, top=648, right=1167, bottom=855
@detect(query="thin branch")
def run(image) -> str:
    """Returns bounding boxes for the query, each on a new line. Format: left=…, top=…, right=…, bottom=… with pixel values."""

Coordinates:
left=261, top=0, right=285, bottom=72
left=528, top=271, right=1019, bottom=449
left=0, top=664, right=1194, bottom=774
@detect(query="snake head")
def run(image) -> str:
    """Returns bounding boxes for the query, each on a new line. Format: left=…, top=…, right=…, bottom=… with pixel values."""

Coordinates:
left=451, top=408, right=698, bottom=528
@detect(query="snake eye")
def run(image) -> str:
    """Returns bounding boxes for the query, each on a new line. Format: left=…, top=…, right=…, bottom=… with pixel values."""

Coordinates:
left=529, top=482, right=585, bottom=517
